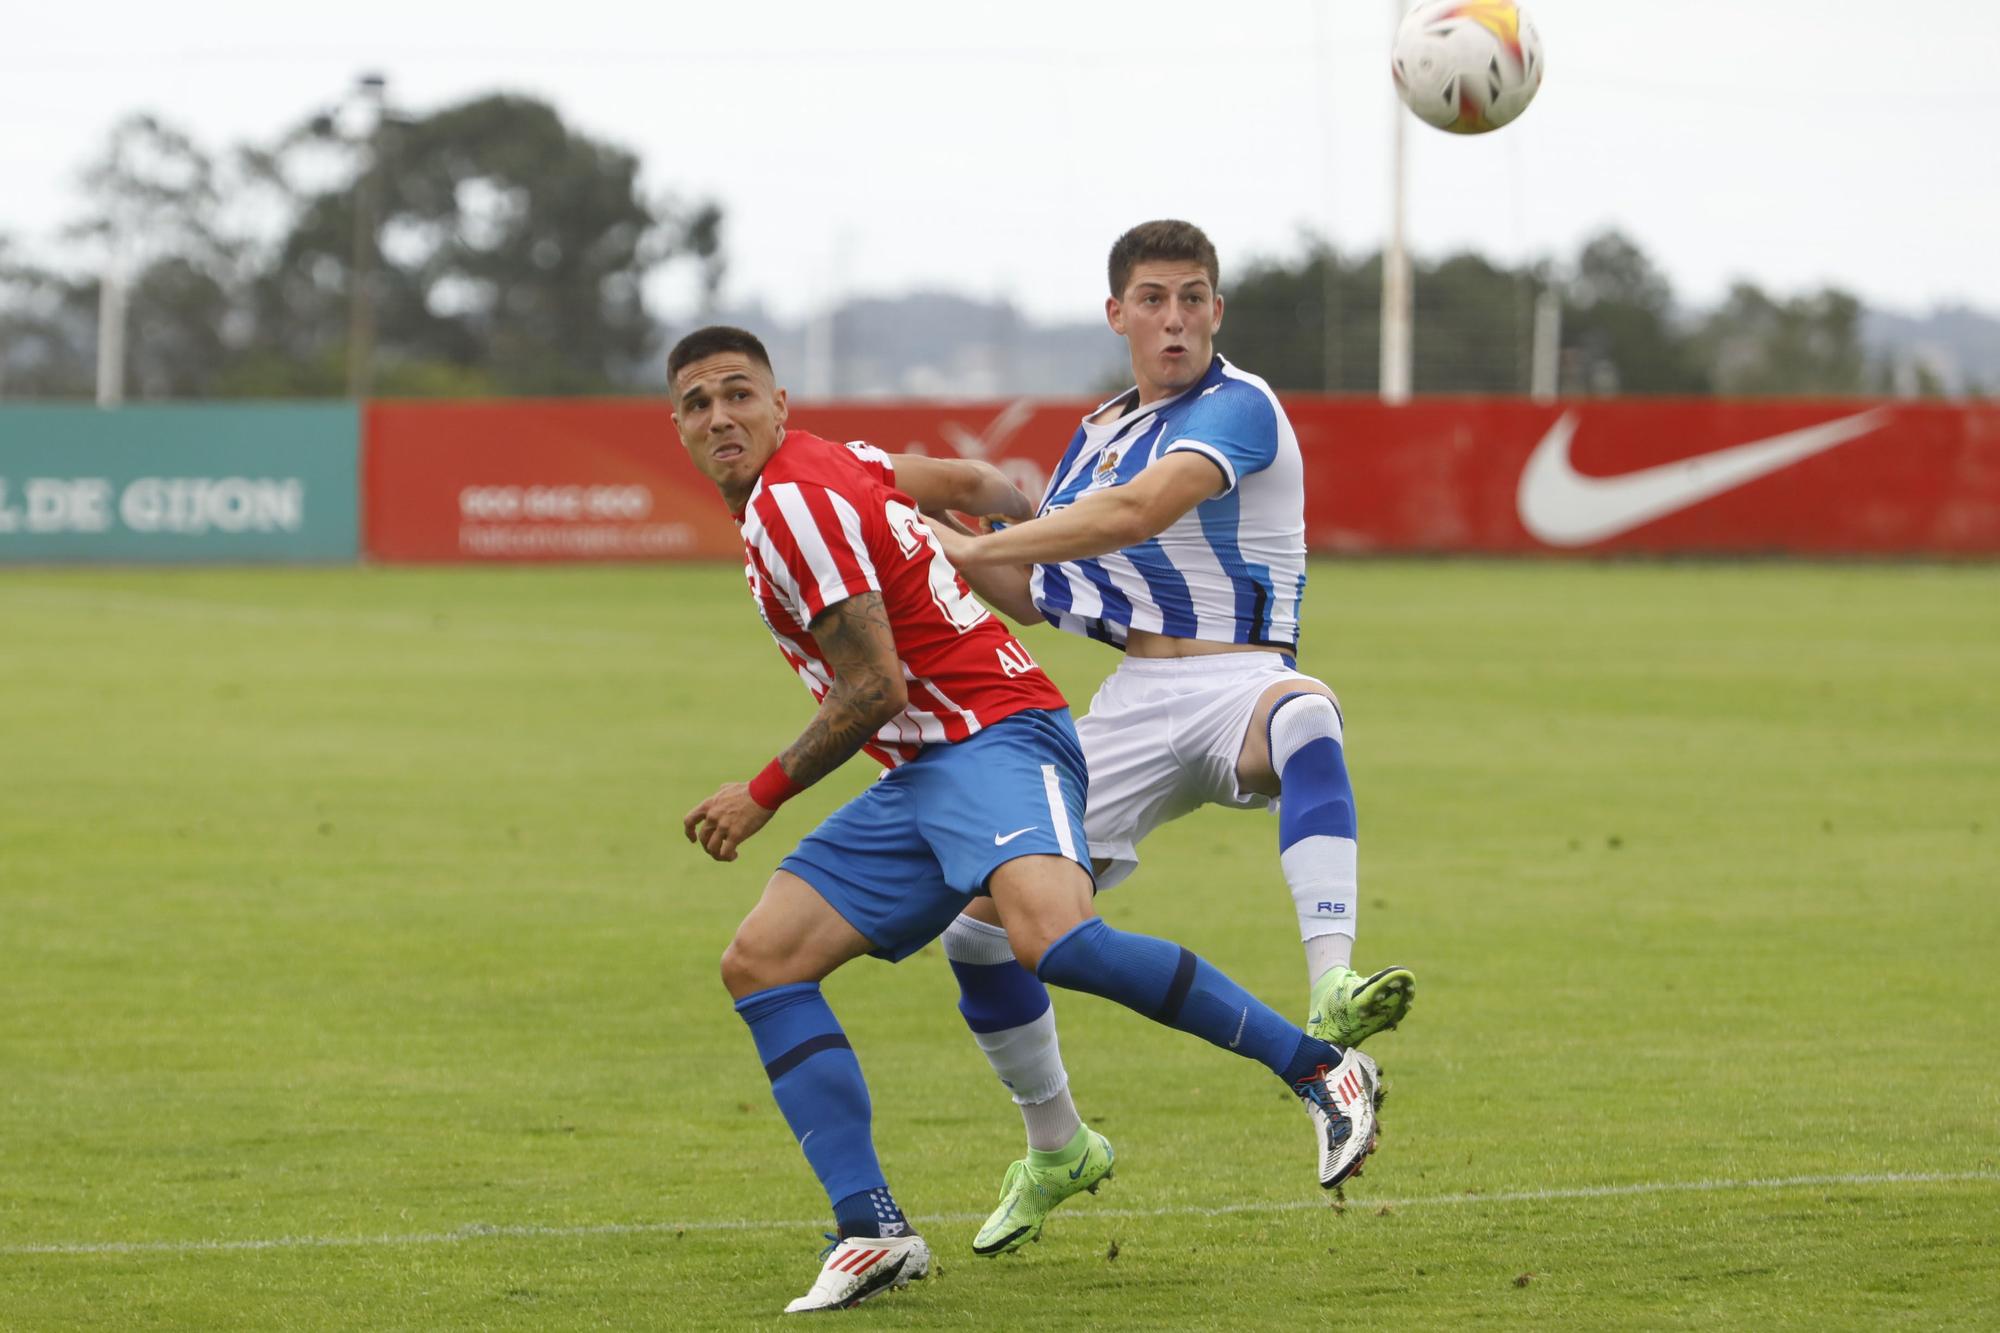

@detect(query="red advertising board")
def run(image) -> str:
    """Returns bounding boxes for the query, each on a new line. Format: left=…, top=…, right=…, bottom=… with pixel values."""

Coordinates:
left=362, top=397, right=2000, bottom=561
left=1303, top=398, right=2000, bottom=555
left=365, top=401, right=743, bottom=561
left=799, top=397, right=2000, bottom=556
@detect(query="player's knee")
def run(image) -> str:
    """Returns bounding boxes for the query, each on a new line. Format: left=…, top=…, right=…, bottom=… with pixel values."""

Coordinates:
left=1270, top=690, right=1340, bottom=748
left=1006, top=932, right=1049, bottom=974
left=718, top=935, right=769, bottom=999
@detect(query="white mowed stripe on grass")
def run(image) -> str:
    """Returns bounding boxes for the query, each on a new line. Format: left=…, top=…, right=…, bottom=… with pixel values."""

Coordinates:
left=7, top=1170, right=1995, bottom=1258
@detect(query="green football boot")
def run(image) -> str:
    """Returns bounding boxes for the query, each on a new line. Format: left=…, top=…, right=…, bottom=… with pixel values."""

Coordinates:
left=971, top=1126, right=1115, bottom=1256
left=1307, top=963, right=1416, bottom=1048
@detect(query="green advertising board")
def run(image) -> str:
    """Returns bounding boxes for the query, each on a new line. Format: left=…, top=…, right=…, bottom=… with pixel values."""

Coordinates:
left=0, top=404, right=359, bottom=563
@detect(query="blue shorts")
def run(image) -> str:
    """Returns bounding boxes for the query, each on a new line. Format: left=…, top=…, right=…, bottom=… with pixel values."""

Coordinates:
left=781, top=707, right=1092, bottom=962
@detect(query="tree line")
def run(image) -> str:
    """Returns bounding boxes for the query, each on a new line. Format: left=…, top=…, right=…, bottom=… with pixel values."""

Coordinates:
left=0, top=94, right=1959, bottom=400
left=1221, top=232, right=1936, bottom=398
left=0, top=97, right=720, bottom=399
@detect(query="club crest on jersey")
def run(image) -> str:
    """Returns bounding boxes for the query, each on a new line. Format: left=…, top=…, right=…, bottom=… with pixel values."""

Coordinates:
left=1093, top=448, right=1121, bottom=480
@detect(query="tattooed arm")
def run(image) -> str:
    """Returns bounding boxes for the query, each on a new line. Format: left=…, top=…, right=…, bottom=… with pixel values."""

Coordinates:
left=684, top=591, right=907, bottom=862
left=777, top=591, right=908, bottom=788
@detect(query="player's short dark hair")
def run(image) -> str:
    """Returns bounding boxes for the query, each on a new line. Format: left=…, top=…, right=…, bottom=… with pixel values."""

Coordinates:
left=1107, top=220, right=1220, bottom=298
left=667, top=325, right=773, bottom=391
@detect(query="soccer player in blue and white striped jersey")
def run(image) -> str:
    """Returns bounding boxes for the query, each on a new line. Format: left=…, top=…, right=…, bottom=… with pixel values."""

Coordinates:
left=925, top=220, right=1418, bottom=1256
left=1029, top=312, right=1306, bottom=654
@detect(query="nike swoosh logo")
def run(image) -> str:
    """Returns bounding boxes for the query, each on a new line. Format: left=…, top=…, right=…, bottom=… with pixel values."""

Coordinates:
left=1517, top=408, right=1891, bottom=547
left=993, top=827, right=1036, bottom=846
left=1068, top=1149, right=1093, bottom=1180
left=1228, top=1006, right=1248, bottom=1049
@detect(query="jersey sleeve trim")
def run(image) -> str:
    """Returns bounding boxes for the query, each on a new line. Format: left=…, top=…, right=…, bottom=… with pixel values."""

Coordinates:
left=1163, top=439, right=1240, bottom=497
left=1164, top=378, right=1281, bottom=493
left=842, top=440, right=896, bottom=486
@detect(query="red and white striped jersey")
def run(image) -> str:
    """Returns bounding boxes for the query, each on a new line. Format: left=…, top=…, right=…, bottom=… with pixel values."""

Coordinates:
left=736, top=430, right=1067, bottom=768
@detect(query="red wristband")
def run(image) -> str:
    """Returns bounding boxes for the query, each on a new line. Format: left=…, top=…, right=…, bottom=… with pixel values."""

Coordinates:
left=747, top=758, right=802, bottom=811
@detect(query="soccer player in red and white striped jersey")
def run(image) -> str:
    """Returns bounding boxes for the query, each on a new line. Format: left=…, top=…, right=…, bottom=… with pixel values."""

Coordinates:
left=673, top=326, right=1379, bottom=1314
left=737, top=430, right=1063, bottom=769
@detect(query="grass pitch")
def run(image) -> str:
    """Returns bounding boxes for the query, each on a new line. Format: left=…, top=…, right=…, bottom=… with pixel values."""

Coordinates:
left=2, top=560, right=1996, bottom=1330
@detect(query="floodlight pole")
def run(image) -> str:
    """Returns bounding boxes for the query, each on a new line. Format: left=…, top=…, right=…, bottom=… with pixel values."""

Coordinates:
left=1530, top=286, right=1561, bottom=402
left=347, top=73, right=387, bottom=400
left=1380, top=1, right=1413, bottom=404
left=95, top=129, right=129, bottom=408
left=804, top=308, right=833, bottom=399
left=1315, top=1, right=1341, bottom=392
left=95, top=251, right=127, bottom=407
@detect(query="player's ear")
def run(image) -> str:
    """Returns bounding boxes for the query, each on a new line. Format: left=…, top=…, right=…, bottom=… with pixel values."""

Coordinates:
left=1105, top=295, right=1125, bottom=336
left=773, top=386, right=788, bottom=426
left=1211, top=292, right=1224, bottom=334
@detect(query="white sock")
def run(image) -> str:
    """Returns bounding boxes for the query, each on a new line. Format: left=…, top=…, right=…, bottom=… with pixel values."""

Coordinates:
left=1022, top=1092, right=1085, bottom=1155
left=1304, top=931, right=1354, bottom=983
left=941, top=915, right=1082, bottom=1151
left=1269, top=694, right=1362, bottom=989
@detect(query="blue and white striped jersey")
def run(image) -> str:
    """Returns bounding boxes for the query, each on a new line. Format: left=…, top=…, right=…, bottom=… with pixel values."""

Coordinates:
left=1029, top=355, right=1307, bottom=652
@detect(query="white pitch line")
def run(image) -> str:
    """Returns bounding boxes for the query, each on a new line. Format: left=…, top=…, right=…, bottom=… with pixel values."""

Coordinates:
left=5, top=1170, right=1994, bottom=1259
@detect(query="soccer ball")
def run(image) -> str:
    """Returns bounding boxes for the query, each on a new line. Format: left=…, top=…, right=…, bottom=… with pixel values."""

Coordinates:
left=1392, top=1, right=1544, bottom=135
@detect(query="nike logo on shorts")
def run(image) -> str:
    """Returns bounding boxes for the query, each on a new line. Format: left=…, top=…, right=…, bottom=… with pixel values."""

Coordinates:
left=993, top=827, right=1036, bottom=846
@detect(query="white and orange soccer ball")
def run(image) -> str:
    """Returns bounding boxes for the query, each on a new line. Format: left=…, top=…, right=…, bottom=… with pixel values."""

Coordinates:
left=1392, top=1, right=1544, bottom=134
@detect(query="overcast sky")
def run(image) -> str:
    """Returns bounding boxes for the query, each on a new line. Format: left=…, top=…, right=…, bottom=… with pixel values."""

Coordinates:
left=5, top=1, right=1994, bottom=326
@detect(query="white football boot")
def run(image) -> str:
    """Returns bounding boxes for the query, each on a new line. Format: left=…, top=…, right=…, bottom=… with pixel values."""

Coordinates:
left=1293, top=1048, right=1381, bottom=1188
left=783, top=1232, right=931, bottom=1314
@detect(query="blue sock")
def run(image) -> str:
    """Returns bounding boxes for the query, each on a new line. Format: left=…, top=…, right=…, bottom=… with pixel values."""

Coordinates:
left=948, top=956, right=1052, bottom=1033
left=943, top=916, right=1075, bottom=1123
left=1270, top=692, right=1360, bottom=944
left=831, top=1186, right=907, bottom=1241
left=1035, top=918, right=1340, bottom=1085
left=734, top=982, right=907, bottom=1238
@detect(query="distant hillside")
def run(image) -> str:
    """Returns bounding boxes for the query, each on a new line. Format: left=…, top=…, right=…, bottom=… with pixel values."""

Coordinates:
left=1864, top=305, right=2000, bottom=394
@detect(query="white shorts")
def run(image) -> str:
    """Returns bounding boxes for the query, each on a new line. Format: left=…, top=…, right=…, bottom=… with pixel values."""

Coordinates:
left=1077, top=651, right=1322, bottom=890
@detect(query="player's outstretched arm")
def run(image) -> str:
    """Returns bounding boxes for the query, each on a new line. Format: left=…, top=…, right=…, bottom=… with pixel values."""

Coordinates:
left=889, top=452, right=1042, bottom=624
left=682, top=591, right=908, bottom=862
left=890, top=453, right=1035, bottom=525
left=933, top=452, right=1223, bottom=569
left=919, top=509, right=1043, bottom=626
